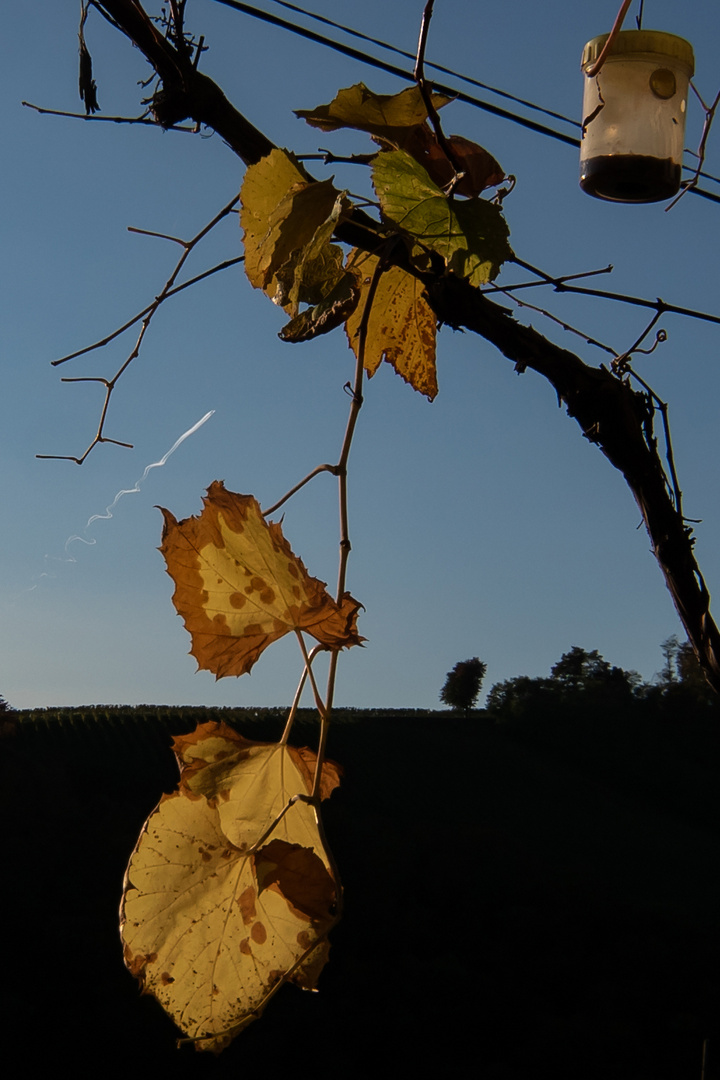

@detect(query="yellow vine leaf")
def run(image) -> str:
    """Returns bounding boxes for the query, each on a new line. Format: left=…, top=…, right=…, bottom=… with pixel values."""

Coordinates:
left=240, top=149, right=310, bottom=292
left=295, top=82, right=450, bottom=144
left=345, top=249, right=438, bottom=400
left=275, top=191, right=350, bottom=317
left=159, top=481, right=363, bottom=678
left=121, top=721, right=341, bottom=1052
left=372, top=150, right=512, bottom=286
left=240, top=150, right=348, bottom=307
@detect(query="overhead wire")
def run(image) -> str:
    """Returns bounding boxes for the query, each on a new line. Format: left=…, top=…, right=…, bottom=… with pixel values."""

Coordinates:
left=209, top=0, right=581, bottom=147
left=262, top=0, right=580, bottom=129
left=208, top=0, right=720, bottom=204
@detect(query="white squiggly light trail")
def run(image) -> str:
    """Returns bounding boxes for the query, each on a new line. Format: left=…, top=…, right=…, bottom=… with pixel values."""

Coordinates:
left=29, top=411, right=215, bottom=586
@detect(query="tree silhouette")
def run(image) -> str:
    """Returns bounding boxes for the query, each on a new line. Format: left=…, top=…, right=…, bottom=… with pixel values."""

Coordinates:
left=440, top=657, right=487, bottom=713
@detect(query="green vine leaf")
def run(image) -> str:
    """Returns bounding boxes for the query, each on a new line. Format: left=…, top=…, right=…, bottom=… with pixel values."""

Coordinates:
left=344, top=249, right=438, bottom=400
left=295, top=82, right=451, bottom=144
left=372, top=150, right=512, bottom=285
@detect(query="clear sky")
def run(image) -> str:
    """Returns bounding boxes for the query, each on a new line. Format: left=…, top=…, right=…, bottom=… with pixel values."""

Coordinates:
left=2, top=0, right=720, bottom=710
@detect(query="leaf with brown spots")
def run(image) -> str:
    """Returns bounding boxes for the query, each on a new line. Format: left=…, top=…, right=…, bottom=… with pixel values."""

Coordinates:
left=158, top=481, right=363, bottom=678
left=345, top=248, right=438, bottom=400
left=120, top=721, right=340, bottom=1052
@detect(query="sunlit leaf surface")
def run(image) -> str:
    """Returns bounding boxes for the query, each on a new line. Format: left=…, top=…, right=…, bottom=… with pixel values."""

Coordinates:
left=345, top=249, right=438, bottom=399
left=372, top=150, right=512, bottom=285
left=159, top=481, right=362, bottom=678
left=121, top=722, right=340, bottom=1052
left=295, top=82, right=450, bottom=142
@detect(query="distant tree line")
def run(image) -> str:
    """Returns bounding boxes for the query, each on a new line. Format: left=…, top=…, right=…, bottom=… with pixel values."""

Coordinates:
left=484, top=637, right=718, bottom=723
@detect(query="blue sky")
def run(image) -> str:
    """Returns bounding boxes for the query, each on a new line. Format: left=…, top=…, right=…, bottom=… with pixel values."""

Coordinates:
left=2, top=0, right=720, bottom=709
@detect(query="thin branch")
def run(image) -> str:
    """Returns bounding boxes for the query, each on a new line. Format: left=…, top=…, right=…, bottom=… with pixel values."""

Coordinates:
left=505, top=294, right=617, bottom=357
left=413, top=0, right=465, bottom=190
left=611, top=311, right=664, bottom=375
left=625, top=365, right=682, bottom=516
left=260, top=0, right=579, bottom=127
left=127, top=225, right=186, bottom=245
left=22, top=100, right=197, bottom=130
left=280, top=642, right=325, bottom=744
left=53, top=254, right=243, bottom=367
left=38, top=194, right=239, bottom=462
left=666, top=87, right=720, bottom=211
left=482, top=263, right=614, bottom=298
left=608, top=313, right=682, bottom=511
left=511, top=256, right=720, bottom=327
left=262, top=463, right=338, bottom=518
left=295, top=631, right=328, bottom=722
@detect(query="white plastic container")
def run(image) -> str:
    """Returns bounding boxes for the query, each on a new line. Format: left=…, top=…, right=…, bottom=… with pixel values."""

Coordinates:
left=580, top=30, right=694, bottom=202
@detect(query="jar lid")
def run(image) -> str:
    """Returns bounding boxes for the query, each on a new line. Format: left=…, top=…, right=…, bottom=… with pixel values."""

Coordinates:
left=582, top=30, right=695, bottom=76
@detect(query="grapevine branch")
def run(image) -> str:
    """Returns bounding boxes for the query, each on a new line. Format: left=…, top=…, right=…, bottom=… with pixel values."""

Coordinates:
left=37, top=193, right=240, bottom=462
left=22, top=100, right=196, bottom=130
left=51, top=0, right=720, bottom=692
left=667, top=84, right=720, bottom=211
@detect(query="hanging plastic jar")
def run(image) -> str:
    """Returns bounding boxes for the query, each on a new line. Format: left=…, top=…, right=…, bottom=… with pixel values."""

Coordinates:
left=579, top=30, right=694, bottom=202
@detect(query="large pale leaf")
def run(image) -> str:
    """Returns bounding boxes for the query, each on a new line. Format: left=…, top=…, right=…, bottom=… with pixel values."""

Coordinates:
left=372, top=150, right=512, bottom=285
left=344, top=249, right=438, bottom=400
left=295, top=82, right=450, bottom=143
left=240, top=149, right=311, bottom=293
left=159, top=481, right=362, bottom=678
left=121, top=722, right=340, bottom=1052
left=241, top=150, right=351, bottom=313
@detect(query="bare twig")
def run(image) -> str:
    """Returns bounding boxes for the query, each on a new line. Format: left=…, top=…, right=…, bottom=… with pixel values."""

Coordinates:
left=666, top=86, right=720, bottom=211
left=505, top=294, right=617, bottom=357
left=53, top=254, right=243, bottom=367
left=482, top=263, right=614, bottom=298
left=512, top=256, right=720, bottom=327
left=412, top=0, right=465, bottom=191
left=280, top=642, right=325, bottom=744
left=22, top=100, right=196, bottom=130
left=295, top=631, right=328, bottom=725
left=609, top=315, right=682, bottom=514
left=262, top=463, right=338, bottom=518
left=37, top=194, right=240, bottom=462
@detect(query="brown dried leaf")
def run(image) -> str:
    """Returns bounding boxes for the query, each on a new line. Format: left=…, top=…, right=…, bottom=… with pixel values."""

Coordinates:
left=394, top=128, right=505, bottom=197
left=120, top=722, right=340, bottom=1052
left=159, top=481, right=362, bottom=678
left=345, top=249, right=438, bottom=400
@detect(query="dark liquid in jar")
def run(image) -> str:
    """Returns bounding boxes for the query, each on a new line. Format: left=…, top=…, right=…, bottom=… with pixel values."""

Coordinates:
left=580, top=154, right=681, bottom=202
